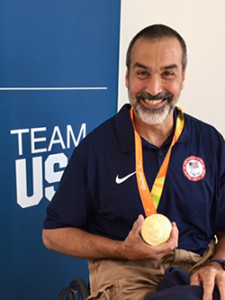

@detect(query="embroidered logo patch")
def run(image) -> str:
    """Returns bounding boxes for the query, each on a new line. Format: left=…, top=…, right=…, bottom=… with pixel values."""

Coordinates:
left=183, top=156, right=206, bottom=181
left=115, top=171, right=136, bottom=184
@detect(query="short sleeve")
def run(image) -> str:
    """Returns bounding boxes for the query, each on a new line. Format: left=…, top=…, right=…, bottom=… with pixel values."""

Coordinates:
left=43, top=137, right=92, bottom=230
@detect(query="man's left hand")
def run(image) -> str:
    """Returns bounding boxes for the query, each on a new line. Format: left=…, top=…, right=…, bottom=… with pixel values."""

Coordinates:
left=190, top=262, right=225, bottom=300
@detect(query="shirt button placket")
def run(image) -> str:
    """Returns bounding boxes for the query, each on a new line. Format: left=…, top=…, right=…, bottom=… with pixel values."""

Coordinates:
left=158, top=149, right=164, bottom=166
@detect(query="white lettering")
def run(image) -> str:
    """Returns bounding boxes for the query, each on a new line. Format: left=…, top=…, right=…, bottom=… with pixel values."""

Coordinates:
left=31, top=127, right=47, bottom=154
left=11, top=124, right=87, bottom=208
left=45, top=153, right=68, bottom=201
left=48, top=126, right=66, bottom=151
left=137, top=161, right=142, bottom=169
left=10, top=128, right=29, bottom=156
left=138, top=171, right=146, bottom=190
left=67, top=124, right=86, bottom=148
left=16, top=157, right=43, bottom=208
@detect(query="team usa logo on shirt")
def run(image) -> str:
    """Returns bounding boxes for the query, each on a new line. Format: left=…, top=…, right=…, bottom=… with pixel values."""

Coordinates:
left=183, top=156, right=206, bottom=181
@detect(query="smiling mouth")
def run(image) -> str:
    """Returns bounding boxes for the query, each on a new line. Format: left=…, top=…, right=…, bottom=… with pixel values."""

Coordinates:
left=144, top=99, right=164, bottom=105
left=136, top=92, right=173, bottom=105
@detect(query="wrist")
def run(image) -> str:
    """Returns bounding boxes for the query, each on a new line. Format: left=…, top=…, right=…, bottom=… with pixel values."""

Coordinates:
left=209, top=259, right=225, bottom=270
left=114, top=240, right=127, bottom=260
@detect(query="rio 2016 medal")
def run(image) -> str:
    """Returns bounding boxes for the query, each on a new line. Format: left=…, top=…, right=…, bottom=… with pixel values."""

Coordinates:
left=141, top=214, right=172, bottom=246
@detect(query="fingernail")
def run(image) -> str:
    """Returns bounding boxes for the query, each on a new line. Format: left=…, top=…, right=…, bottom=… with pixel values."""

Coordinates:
left=137, top=215, right=143, bottom=223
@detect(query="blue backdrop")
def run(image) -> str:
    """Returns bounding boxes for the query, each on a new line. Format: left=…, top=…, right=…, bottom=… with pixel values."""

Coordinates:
left=0, top=1, right=121, bottom=299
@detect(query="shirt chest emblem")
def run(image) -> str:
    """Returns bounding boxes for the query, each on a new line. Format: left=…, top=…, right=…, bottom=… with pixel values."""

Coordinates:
left=115, top=171, right=136, bottom=184
left=183, top=156, right=206, bottom=181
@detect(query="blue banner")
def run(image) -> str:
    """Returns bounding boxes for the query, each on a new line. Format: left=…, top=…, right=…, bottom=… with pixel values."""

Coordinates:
left=0, top=1, right=121, bottom=299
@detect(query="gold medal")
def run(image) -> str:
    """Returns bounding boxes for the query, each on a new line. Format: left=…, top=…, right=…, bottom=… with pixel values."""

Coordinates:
left=141, top=214, right=172, bottom=246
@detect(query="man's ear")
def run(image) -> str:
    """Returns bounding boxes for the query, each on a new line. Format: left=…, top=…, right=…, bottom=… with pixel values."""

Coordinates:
left=125, top=68, right=129, bottom=88
left=181, top=68, right=186, bottom=90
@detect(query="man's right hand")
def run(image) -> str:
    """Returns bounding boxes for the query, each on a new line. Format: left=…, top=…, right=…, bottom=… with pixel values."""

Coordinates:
left=118, top=214, right=179, bottom=260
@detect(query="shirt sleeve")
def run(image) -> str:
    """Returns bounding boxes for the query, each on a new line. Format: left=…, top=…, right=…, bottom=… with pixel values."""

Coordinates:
left=43, top=137, right=92, bottom=230
left=216, top=137, right=225, bottom=233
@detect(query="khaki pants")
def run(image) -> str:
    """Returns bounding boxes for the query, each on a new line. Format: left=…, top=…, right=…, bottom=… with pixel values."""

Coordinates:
left=87, top=240, right=215, bottom=300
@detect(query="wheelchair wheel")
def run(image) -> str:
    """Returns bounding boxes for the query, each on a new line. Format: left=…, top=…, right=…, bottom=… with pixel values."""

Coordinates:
left=58, top=287, right=74, bottom=300
left=69, top=278, right=90, bottom=300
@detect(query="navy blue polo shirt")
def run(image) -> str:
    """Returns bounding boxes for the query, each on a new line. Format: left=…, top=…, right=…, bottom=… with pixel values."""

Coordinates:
left=44, top=104, right=225, bottom=255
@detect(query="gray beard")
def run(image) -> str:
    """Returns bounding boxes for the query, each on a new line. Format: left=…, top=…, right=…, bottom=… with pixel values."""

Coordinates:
left=130, top=97, right=174, bottom=125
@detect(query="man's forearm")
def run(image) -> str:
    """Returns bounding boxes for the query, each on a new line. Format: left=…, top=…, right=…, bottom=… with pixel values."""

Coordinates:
left=42, top=216, right=179, bottom=261
left=42, top=227, right=123, bottom=260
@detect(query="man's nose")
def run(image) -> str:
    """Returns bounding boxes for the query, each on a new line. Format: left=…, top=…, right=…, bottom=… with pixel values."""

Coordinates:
left=146, top=75, right=163, bottom=96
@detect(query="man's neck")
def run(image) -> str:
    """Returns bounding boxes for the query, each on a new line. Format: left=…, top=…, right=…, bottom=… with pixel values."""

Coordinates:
left=133, top=111, right=175, bottom=148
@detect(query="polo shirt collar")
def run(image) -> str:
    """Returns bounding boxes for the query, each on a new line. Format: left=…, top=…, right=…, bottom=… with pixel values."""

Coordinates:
left=115, top=104, right=190, bottom=153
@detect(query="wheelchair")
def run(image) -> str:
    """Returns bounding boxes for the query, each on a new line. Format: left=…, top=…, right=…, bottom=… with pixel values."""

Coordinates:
left=58, top=277, right=90, bottom=300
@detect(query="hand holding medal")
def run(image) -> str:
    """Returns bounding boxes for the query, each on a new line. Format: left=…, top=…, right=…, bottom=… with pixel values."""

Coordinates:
left=141, top=214, right=172, bottom=246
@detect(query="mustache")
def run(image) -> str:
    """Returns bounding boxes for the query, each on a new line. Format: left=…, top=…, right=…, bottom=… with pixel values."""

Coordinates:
left=136, top=92, right=173, bottom=102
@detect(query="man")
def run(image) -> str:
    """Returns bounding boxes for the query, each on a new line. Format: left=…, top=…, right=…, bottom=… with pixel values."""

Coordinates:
left=43, top=24, right=225, bottom=300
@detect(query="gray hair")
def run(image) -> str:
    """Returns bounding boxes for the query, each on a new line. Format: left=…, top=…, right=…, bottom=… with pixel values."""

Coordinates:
left=126, top=24, right=187, bottom=71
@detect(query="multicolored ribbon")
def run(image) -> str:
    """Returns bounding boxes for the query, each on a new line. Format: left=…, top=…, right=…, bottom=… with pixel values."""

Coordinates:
left=130, top=104, right=184, bottom=217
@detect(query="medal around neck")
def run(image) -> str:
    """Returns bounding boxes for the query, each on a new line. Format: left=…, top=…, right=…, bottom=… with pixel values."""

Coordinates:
left=141, top=214, right=172, bottom=246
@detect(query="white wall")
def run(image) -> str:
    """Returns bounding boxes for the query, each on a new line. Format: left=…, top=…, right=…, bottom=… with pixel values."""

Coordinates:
left=118, top=0, right=225, bottom=137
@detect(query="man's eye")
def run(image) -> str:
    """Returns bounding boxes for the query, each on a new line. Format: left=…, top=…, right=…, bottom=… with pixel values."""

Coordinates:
left=137, top=71, right=148, bottom=76
left=163, top=71, right=174, bottom=77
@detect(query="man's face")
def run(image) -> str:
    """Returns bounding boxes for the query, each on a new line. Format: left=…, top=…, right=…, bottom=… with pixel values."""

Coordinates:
left=126, top=37, right=186, bottom=125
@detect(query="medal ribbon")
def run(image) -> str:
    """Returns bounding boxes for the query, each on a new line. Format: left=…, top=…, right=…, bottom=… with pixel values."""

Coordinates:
left=130, top=105, right=184, bottom=217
